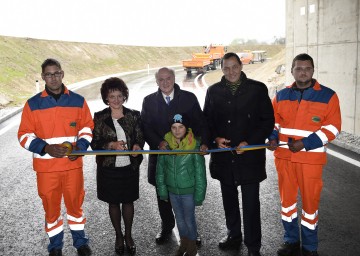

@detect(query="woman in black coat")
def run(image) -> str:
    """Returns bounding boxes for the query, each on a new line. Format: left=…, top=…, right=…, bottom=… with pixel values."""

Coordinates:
left=91, top=77, right=144, bottom=255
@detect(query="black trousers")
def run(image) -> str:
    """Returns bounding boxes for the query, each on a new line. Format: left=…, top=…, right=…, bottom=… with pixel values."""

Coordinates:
left=220, top=181, right=261, bottom=251
left=156, top=188, right=175, bottom=231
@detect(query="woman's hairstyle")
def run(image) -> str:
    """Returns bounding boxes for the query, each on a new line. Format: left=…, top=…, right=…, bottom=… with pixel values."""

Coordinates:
left=100, top=77, right=129, bottom=105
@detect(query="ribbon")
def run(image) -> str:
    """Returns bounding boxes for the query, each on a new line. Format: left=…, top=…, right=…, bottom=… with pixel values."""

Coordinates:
left=68, top=143, right=286, bottom=156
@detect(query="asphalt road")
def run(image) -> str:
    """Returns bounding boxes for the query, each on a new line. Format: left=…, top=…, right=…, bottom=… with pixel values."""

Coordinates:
left=1, top=70, right=359, bottom=256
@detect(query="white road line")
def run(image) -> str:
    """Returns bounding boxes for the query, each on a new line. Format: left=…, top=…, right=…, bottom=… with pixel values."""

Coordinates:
left=201, top=74, right=208, bottom=88
left=327, top=149, right=360, bottom=167
left=0, top=116, right=20, bottom=136
left=194, top=74, right=202, bottom=88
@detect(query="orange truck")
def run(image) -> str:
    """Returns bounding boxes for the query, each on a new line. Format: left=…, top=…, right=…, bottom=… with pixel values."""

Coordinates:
left=182, top=44, right=227, bottom=74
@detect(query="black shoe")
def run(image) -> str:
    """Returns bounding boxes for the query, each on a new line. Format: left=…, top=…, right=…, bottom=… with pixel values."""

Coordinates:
left=248, top=251, right=261, bottom=256
left=115, top=240, right=124, bottom=255
left=196, top=233, right=201, bottom=246
left=49, top=249, right=62, bottom=256
left=277, top=241, right=300, bottom=256
left=126, top=242, right=136, bottom=255
left=77, top=244, right=92, bottom=256
left=218, top=235, right=242, bottom=250
left=155, top=229, right=173, bottom=244
left=302, top=248, right=319, bottom=256
left=125, top=236, right=136, bottom=255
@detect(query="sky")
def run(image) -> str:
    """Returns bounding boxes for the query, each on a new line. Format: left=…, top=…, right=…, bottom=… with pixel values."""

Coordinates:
left=0, top=0, right=285, bottom=47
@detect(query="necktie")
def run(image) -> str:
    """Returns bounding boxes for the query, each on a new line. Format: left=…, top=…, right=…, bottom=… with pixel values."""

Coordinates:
left=166, top=96, right=171, bottom=105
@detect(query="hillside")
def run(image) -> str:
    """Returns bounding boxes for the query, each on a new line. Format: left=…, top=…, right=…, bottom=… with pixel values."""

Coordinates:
left=0, top=35, right=284, bottom=107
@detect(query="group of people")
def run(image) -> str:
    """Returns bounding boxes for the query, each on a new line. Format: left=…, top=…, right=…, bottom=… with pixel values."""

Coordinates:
left=17, top=52, right=341, bottom=256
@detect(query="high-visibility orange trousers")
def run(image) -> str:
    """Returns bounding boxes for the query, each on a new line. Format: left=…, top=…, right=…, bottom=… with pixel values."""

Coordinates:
left=275, top=158, right=323, bottom=251
left=37, top=168, right=87, bottom=251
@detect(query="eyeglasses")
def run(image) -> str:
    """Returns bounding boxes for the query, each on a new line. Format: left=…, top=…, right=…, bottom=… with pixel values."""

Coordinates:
left=43, top=71, right=63, bottom=78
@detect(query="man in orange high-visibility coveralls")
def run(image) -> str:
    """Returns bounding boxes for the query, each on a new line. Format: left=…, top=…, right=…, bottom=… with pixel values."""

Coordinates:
left=268, top=53, right=341, bottom=256
left=18, top=58, right=94, bottom=256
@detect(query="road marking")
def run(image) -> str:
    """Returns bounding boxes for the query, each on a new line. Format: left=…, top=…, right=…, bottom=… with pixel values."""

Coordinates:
left=201, top=74, right=208, bottom=88
left=0, top=116, right=20, bottom=136
left=194, top=74, right=202, bottom=88
left=327, top=149, right=360, bottom=167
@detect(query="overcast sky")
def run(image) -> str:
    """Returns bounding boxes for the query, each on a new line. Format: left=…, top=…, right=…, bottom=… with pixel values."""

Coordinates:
left=0, top=0, right=285, bottom=46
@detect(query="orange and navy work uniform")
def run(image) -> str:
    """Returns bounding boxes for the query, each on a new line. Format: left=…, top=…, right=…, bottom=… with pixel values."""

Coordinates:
left=269, top=80, right=341, bottom=251
left=18, top=85, right=93, bottom=251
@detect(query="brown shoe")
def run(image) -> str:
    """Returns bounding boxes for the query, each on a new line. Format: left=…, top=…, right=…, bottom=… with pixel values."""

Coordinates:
left=185, top=240, right=197, bottom=256
left=174, top=237, right=188, bottom=256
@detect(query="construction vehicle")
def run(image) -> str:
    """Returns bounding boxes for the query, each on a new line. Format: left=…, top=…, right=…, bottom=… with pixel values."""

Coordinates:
left=237, top=51, right=254, bottom=64
left=182, top=44, right=227, bottom=74
left=252, top=50, right=267, bottom=63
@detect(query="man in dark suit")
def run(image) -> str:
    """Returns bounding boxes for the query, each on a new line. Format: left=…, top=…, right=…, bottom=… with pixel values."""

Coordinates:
left=203, top=52, right=275, bottom=256
left=141, top=67, right=209, bottom=244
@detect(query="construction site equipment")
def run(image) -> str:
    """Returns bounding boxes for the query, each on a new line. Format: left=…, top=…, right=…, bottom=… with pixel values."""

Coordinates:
left=252, top=50, right=267, bottom=63
left=182, top=44, right=227, bottom=74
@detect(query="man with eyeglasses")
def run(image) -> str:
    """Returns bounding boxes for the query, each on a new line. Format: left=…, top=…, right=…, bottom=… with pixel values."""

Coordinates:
left=268, top=53, right=341, bottom=256
left=18, top=58, right=94, bottom=256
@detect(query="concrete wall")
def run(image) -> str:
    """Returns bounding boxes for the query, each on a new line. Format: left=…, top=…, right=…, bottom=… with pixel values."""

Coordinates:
left=286, top=0, right=360, bottom=135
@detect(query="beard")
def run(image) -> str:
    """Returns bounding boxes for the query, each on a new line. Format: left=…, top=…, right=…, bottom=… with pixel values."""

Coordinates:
left=296, top=77, right=312, bottom=88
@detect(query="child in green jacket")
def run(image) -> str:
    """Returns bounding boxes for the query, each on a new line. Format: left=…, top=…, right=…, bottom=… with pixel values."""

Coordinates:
left=156, top=113, right=207, bottom=256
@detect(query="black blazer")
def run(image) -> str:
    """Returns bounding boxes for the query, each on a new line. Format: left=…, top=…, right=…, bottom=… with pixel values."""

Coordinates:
left=91, top=106, right=144, bottom=170
left=203, top=73, right=275, bottom=185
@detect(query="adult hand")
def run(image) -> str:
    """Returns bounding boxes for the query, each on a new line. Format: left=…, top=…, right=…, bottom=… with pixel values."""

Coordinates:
left=199, top=144, right=208, bottom=155
left=45, top=144, right=68, bottom=158
left=236, top=141, right=248, bottom=154
left=68, top=146, right=80, bottom=161
left=68, top=155, right=79, bottom=161
left=268, top=139, right=278, bottom=151
left=131, top=144, right=141, bottom=157
left=215, top=137, right=231, bottom=148
left=158, top=140, right=169, bottom=150
left=109, top=140, right=128, bottom=150
left=288, top=139, right=304, bottom=153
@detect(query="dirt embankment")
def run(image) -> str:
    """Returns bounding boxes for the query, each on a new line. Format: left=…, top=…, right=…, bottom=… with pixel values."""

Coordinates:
left=0, top=35, right=285, bottom=108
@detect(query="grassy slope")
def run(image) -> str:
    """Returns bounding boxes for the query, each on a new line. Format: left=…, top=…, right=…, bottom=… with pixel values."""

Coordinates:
left=0, top=35, right=283, bottom=107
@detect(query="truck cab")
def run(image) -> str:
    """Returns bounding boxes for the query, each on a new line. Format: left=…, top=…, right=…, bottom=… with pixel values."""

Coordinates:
left=182, top=44, right=227, bottom=74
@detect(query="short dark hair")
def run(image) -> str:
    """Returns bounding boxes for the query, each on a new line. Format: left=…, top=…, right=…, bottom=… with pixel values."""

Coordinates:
left=100, top=77, right=129, bottom=105
left=291, top=53, right=314, bottom=71
left=41, top=58, right=62, bottom=73
left=221, top=52, right=242, bottom=68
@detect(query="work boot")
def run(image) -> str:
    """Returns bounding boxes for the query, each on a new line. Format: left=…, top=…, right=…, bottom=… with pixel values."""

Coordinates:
left=277, top=241, right=300, bottom=256
left=49, top=249, right=62, bottom=256
left=174, top=237, right=188, bottom=256
left=77, top=244, right=92, bottom=256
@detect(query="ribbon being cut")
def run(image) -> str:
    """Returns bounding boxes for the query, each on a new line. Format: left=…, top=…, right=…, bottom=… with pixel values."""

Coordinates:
left=63, top=142, right=287, bottom=156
